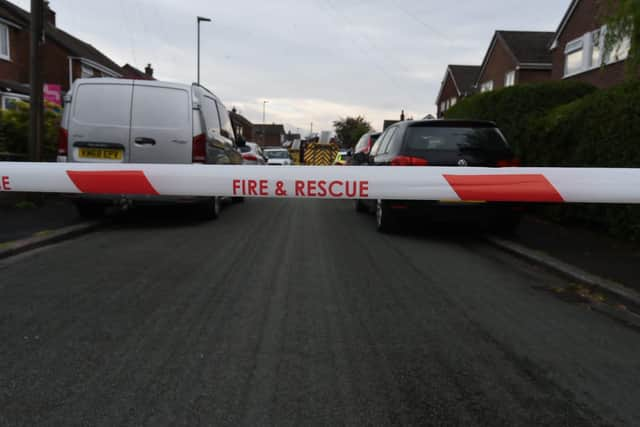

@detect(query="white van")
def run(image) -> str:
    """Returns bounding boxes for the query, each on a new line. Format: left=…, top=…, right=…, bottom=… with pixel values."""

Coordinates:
left=57, top=78, right=244, bottom=219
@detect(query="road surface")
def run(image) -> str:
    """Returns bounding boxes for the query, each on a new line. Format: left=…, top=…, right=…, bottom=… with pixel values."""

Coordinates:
left=1, top=199, right=639, bottom=426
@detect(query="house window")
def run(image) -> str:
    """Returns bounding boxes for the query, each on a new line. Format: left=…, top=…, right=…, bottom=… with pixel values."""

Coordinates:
left=480, top=80, right=493, bottom=93
left=504, top=70, right=515, bottom=87
left=81, top=64, right=95, bottom=78
left=450, top=97, right=457, bottom=107
left=0, top=22, right=9, bottom=60
left=440, top=101, right=446, bottom=112
left=564, top=38, right=584, bottom=76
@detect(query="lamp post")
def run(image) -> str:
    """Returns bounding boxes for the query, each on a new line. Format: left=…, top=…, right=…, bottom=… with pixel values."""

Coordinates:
left=197, top=16, right=211, bottom=85
left=262, top=100, right=269, bottom=124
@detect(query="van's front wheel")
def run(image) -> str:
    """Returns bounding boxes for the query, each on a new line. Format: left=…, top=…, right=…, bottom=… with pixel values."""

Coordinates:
left=200, top=197, right=221, bottom=220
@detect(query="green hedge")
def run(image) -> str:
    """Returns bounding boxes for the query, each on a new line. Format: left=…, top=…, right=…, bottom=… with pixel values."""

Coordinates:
left=447, top=80, right=640, bottom=242
left=445, top=80, right=597, bottom=164
left=0, top=101, right=61, bottom=161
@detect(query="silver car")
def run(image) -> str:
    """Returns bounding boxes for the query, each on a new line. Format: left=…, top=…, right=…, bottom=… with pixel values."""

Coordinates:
left=57, top=78, right=244, bottom=219
left=240, top=142, right=267, bottom=165
left=264, top=148, right=293, bottom=165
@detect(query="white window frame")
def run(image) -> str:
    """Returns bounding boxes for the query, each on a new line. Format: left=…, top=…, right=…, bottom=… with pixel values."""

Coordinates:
left=504, top=70, right=515, bottom=87
left=480, top=80, right=493, bottom=93
left=563, top=25, right=631, bottom=78
left=0, top=22, right=10, bottom=61
left=1, top=94, right=29, bottom=110
left=440, top=101, right=446, bottom=112
left=450, top=97, right=457, bottom=107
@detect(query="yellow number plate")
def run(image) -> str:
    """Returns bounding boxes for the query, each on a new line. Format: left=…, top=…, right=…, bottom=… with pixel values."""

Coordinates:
left=78, top=148, right=123, bottom=160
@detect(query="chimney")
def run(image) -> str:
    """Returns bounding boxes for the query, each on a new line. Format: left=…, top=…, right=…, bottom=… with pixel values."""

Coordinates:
left=44, top=1, right=56, bottom=26
left=144, top=63, right=154, bottom=79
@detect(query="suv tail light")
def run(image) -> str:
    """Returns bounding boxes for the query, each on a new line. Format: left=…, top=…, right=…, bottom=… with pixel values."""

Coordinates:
left=497, top=158, right=521, bottom=167
left=242, top=153, right=258, bottom=161
left=192, top=133, right=206, bottom=163
left=391, top=156, right=428, bottom=166
left=57, top=128, right=68, bottom=156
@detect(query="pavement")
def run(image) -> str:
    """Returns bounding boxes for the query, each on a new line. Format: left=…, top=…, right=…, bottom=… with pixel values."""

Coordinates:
left=1, top=198, right=639, bottom=426
left=509, top=215, right=640, bottom=292
left=0, top=193, right=83, bottom=243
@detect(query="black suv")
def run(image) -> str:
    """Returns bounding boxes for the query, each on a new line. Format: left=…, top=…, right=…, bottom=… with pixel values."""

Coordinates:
left=356, top=120, right=522, bottom=232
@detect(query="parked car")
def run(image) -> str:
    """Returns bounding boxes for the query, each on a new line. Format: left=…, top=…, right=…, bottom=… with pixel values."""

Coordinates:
left=240, top=142, right=267, bottom=165
left=57, top=78, right=244, bottom=219
left=264, top=148, right=293, bottom=165
left=355, top=120, right=522, bottom=233
left=333, top=150, right=352, bottom=165
left=351, top=131, right=381, bottom=165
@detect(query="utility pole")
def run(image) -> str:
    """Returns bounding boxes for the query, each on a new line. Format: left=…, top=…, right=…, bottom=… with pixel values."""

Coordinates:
left=310, top=122, right=313, bottom=136
left=262, top=100, right=269, bottom=124
left=196, top=16, right=211, bottom=85
left=29, top=0, right=44, bottom=161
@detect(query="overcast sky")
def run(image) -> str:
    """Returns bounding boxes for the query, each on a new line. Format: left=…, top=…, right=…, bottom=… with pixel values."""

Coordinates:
left=15, top=0, right=570, bottom=134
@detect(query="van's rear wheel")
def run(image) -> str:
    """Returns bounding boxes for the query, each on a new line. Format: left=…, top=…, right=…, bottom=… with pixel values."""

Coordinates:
left=75, top=201, right=104, bottom=219
left=376, top=200, right=396, bottom=233
left=200, top=197, right=221, bottom=220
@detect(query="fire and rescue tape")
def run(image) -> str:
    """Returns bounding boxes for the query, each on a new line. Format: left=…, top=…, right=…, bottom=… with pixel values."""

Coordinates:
left=2, top=162, right=640, bottom=204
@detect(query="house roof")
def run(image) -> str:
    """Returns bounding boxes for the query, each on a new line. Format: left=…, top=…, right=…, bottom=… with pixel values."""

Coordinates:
left=435, top=65, right=480, bottom=105
left=498, top=31, right=556, bottom=64
left=121, top=64, right=154, bottom=80
left=476, top=30, right=554, bottom=87
left=550, top=0, right=581, bottom=49
left=253, top=124, right=285, bottom=136
left=229, top=110, right=253, bottom=128
left=0, top=0, right=122, bottom=74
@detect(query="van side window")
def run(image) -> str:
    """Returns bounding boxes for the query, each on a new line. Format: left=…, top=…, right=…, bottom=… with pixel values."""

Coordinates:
left=202, top=96, right=221, bottom=131
left=73, top=84, right=131, bottom=126
left=132, top=86, right=189, bottom=129
left=215, top=101, right=235, bottom=140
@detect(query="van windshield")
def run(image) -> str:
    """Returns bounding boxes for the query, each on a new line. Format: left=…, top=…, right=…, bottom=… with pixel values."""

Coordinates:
left=404, top=126, right=510, bottom=153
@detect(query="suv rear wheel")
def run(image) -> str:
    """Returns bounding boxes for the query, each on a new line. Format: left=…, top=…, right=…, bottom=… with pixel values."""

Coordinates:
left=376, top=200, right=396, bottom=233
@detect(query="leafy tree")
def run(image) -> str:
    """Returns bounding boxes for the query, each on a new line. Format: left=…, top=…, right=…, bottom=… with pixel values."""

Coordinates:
left=333, top=116, right=373, bottom=148
left=603, top=0, right=640, bottom=77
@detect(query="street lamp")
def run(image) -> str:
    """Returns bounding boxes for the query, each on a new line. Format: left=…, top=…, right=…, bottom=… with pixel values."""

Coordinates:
left=262, top=100, right=269, bottom=124
left=197, top=16, right=211, bottom=85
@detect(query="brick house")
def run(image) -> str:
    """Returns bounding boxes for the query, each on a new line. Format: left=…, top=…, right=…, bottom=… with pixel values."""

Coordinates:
left=435, top=64, right=480, bottom=117
left=0, top=0, right=123, bottom=109
left=229, top=108, right=254, bottom=141
left=121, top=63, right=155, bottom=80
left=475, top=31, right=555, bottom=93
left=550, top=0, right=631, bottom=88
left=253, top=124, right=285, bottom=147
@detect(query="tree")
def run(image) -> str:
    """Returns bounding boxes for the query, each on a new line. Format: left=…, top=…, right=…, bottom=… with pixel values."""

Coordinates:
left=333, top=116, right=373, bottom=149
left=603, top=0, right=640, bottom=77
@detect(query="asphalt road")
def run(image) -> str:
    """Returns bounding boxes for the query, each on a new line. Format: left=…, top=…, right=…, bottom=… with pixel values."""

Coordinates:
left=1, top=198, right=639, bottom=426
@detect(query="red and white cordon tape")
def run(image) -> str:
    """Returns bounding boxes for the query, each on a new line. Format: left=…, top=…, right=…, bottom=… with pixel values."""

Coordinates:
left=2, top=162, right=640, bottom=203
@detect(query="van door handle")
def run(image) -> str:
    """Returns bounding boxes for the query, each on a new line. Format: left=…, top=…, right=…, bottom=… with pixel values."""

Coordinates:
left=135, top=137, right=156, bottom=145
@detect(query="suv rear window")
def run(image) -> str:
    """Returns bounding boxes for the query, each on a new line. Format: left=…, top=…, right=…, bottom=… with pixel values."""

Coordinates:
left=404, top=126, right=509, bottom=153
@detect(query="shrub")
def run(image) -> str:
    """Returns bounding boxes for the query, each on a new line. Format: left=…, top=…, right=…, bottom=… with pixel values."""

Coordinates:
left=445, top=80, right=597, bottom=164
left=0, top=101, right=62, bottom=161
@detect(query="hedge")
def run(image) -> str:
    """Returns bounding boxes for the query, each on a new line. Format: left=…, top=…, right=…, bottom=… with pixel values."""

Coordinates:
left=446, top=80, right=640, bottom=242
left=445, top=80, right=597, bottom=164
left=0, top=101, right=61, bottom=161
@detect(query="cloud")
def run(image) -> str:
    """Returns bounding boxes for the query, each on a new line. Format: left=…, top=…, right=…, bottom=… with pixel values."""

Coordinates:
left=13, top=0, right=572, bottom=131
